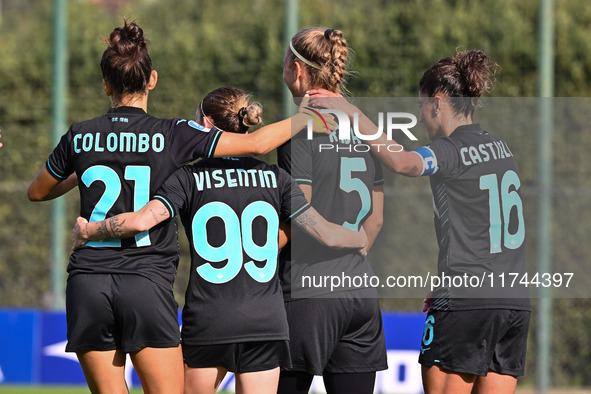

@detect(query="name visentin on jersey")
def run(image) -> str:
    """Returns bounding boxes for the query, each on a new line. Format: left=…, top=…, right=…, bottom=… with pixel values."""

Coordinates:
left=73, top=132, right=165, bottom=153
left=193, top=169, right=278, bottom=191
left=460, top=140, right=513, bottom=166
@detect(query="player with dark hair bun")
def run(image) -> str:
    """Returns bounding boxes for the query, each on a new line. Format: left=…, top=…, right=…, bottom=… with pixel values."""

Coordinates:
left=309, top=49, right=530, bottom=394
left=71, top=86, right=367, bottom=394
left=28, top=20, right=333, bottom=394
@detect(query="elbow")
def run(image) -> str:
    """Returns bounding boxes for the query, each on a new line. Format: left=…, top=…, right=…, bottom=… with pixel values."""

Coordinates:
left=27, top=186, right=45, bottom=201
left=322, top=235, right=338, bottom=249
left=385, top=158, right=404, bottom=174
left=134, top=216, right=153, bottom=233
left=386, top=159, right=419, bottom=177
left=253, top=146, right=269, bottom=156
left=252, top=141, right=270, bottom=155
left=373, top=219, right=384, bottom=233
left=249, top=133, right=273, bottom=155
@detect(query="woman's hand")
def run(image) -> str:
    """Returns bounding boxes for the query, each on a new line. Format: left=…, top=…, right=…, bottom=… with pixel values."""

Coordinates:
left=297, top=94, right=337, bottom=135
left=422, top=290, right=433, bottom=312
left=72, top=217, right=89, bottom=250
left=307, top=88, right=358, bottom=117
left=358, top=226, right=369, bottom=256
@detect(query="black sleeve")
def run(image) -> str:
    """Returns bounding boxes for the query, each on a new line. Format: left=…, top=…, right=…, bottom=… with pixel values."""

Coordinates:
left=168, top=119, right=223, bottom=167
left=277, top=140, right=292, bottom=173
left=372, top=153, right=385, bottom=186
left=428, top=137, right=462, bottom=177
left=277, top=166, right=311, bottom=223
left=153, top=166, right=193, bottom=218
left=280, top=135, right=314, bottom=186
left=46, top=127, right=76, bottom=180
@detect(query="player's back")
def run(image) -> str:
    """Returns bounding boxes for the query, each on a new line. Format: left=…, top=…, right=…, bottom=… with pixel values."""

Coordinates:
left=174, top=157, right=297, bottom=345
left=278, top=129, right=383, bottom=298
left=50, top=107, right=221, bottom=289
left=427, top=124, right=529, bottom=310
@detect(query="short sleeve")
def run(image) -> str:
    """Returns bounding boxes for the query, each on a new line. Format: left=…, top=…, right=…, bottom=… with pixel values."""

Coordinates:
left=371, top=153, right=384, bottom=186
left=277, top=167, right=311, bottom=223
left=153, top=167, right=192, bottom=218
left=169, top=119, right=223, bottom=166
left=46, top=128, right=76, bottom=180
left=428, top=137, right=462, bottom=177
left=278, top=135, right=314, bottom=186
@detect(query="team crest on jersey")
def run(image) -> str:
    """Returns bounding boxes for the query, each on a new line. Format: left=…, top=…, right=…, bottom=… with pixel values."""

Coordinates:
left=188, top=120, right=211, bottom=132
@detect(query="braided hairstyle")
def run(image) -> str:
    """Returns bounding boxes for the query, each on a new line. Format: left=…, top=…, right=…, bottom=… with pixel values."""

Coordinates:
left=100, top=20, right=153, bottom=98
left=199, top=87, right=263, bottom=134
left=287, top=27, right=350, bottom=94
left=419, top=49, right=499, bottom=117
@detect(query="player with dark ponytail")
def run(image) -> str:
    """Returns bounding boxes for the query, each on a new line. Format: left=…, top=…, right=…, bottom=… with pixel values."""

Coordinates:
left=71, top=86, right=367, bottom=394
left=278, top=27, right=388, bottom=394
left=310, top=49, right=530, bottom=394
left=28, top=20, right=332, bottom=394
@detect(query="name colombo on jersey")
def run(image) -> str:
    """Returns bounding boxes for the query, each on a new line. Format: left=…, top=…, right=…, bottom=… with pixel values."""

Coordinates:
left=73, top=132, right=165, bottom=153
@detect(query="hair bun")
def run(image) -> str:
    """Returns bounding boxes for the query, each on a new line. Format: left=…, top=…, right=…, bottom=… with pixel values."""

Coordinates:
left=109, top=20, right=147, bottom=54
left=238, top=107, right=248, bottom=121
left=324, top=28, right=335, bottom=40
left=454, top=49, right=498, bottom=96
left=241, top=103, right=263, bottom=128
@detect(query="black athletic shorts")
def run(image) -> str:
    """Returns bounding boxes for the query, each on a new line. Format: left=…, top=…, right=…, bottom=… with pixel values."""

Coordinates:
left=182, top=341, right=291, bottom=373
left=418, top=309, right=530, bottom=376
left=283, top=294, right=388, bottom=375
left=65, top=273, right=181, bottom=353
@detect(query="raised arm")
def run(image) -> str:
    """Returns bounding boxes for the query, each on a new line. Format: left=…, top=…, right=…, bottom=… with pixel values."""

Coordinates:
left=72, top=199, right=170, bottom=250
left=307, top=89, right=424, bottom=176
left=212, top=95, right=336, bottom=157
left=292, top=206, right=367, bottom=251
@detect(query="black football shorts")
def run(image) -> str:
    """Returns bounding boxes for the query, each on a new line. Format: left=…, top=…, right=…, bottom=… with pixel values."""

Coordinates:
left=418, top=308, right=530, bottom=376
left=65, top=273, right=180, bottom=353
left=283, top=294, right=388, bottom=375
left=182, top=340, right=291, bottom=373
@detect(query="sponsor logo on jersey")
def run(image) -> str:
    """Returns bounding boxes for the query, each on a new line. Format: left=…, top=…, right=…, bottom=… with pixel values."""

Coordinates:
left=188, top=120, right=210, bottom=132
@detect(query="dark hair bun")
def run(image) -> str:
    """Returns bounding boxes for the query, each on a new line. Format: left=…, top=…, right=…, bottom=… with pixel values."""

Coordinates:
left=454, top=49, right=498, bottom=96
left=108, top=20, right=148, bottom=56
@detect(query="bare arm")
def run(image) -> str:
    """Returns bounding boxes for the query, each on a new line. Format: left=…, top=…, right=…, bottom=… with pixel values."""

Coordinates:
left=292, top=206, right=367, bottom=250
left=45, top=173, right=78, bottom=200
left=307, top=89, right=424, bottom=176
left=361, top=184, right=384, bottom=254
left=72, top=199, right=170, bottom=250
left=28, top=165, right=78, bottom=201
left=292, top=181, right=367, bottom=249
left=212, top=95, right=336, bottom=157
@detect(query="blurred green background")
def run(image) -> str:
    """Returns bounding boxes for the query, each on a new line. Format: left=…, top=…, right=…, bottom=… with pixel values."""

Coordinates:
left=0, top=0, right=590, bottom=389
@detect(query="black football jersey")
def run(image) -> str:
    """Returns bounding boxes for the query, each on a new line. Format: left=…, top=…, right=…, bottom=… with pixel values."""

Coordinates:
left=423, top=124, right=530, bottom=310
left=47, top=106, right=222, bottom=290
left=277, top=129, right=384, bottom=299
left=154, top=157, right=310, bottom=344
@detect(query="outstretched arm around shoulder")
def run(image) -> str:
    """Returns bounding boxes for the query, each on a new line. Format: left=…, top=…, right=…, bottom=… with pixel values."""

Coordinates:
left=307, top=89, right=426, bottom=176
left=212, top=95, right=337, bottom=157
